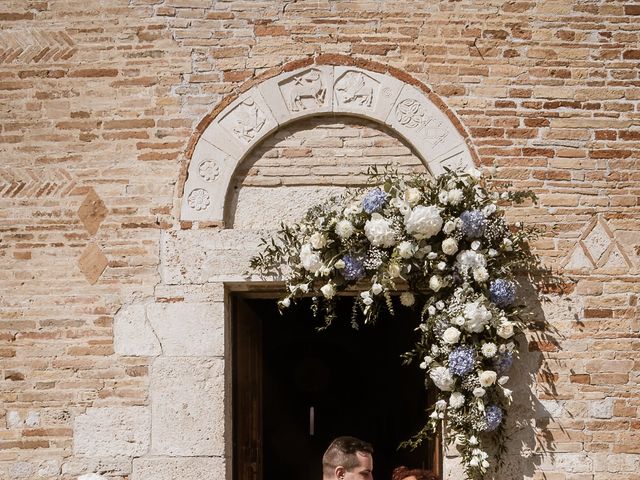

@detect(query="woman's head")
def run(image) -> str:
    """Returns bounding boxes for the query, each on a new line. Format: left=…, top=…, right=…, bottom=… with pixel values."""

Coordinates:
left=391, top=466, right=439, bottom=480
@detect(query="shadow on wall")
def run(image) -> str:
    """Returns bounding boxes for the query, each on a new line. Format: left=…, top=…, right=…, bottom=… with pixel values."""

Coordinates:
left=490, top=273, right=573, bottom=479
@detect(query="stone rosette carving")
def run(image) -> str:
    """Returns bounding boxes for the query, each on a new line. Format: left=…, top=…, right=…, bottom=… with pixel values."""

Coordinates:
left=395, top=98, right=449, bottom=147
left=199, top=160, right=220, bottom=182
left=188, top=189, right=211, bottom=211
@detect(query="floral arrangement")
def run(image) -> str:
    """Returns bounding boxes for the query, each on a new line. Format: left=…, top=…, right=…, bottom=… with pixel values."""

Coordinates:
left=250, top=166, right=540, bottom=478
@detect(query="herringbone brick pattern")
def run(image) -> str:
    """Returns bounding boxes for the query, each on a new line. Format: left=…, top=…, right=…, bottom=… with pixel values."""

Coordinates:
left=0, top=29, right=76, bottom=64
left=0, top=167, right=77, bottom=198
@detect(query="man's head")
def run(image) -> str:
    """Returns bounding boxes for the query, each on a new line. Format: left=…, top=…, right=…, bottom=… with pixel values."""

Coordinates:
left=322, top=436, right=374, bottom=480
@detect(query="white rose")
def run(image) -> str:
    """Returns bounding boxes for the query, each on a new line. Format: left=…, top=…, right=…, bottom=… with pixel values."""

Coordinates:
left=404, top=205, right=443, bottom=239
left=360, top=291, right=373, bottom=306
left=320, top=283, right=336, bottom=299
left=463, top=300, right=492, bottom=333
left=497, top=321, right=515, bottom=339
left=388, top=263, right=401, bottom=278
left=397, top=241, right=417, bottom=259
left=364, top=214, right=396, bottom=248
left=471, top=240, right=481, bottom=251
left=435, top=399, right=447, bottom=411
left=428, top=305, right=436, bottom=315
left=371, top=283, right=383, bottom=295
left=435, top=300, right=445, bottom=310
left=419, top=355, right=433, bottom=369
left=481, top=343, right=497, bottom=358
left=404, top=187, right=422, bottom=206
left=452, top=315, right=465, bottom=326
left=335, top=220, right=354, bottom=239
left=473, top=387, right=486, bottom=397
left=279, top=298, right=291, bottom=308
left=442, top=327, right=461, bottom=344
left=442, top=238, right=458, bottom=256
left=473, top=266, right=489, bottom=283
left=299, top=244, right=322, bottom=273
left=443, top=219, right=457, bottom=234
left=437, top=261, right=447, bottom=271
left=448, top=188, right=464, bottom=205
left=429, top=366, right=455, bottom=391
left=449, top=391, right=465, bottom=409
left=310, top=232, right=327, bottom=249
left=400, top=292, right=415, bottom=306
left=482, top=203, right=497, bottom=216
left=429, top=275, right=443, bottom=292
left=478, top=370, right=497, bottom=387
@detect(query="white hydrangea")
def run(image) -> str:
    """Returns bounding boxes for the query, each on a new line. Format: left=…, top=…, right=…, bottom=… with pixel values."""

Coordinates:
left=343, top=202, right=363, bottom=216
left=404, top=187, right=422, bottom=206
left=456, top=250, right=486, bottom=275
left=364, top=213, right=396, bottom=248
left=310, top=232, right=327, bottom=249
left=299, top=244, right=322, bottom=273
left=404, top=205, right=443, bottom=239
left=335, top=219, right=355, bottom=239
left=463, top=300, right=492, bottom=333
left=473, top=266, right=489, bottom=282
left=429, top=366, right=455, bottom=391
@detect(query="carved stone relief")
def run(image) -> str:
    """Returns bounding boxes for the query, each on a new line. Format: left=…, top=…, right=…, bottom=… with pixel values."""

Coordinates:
left=280, top=68, right=327, bottom=112
left=199, top=159, right=221, bottom=182
left=335, top=71, right=378, bottom=108
left=188, top=188, right=211, bottom=212
left=394, top=98, right=449, bottom=147
left=219, top=97, right=267, bottom=144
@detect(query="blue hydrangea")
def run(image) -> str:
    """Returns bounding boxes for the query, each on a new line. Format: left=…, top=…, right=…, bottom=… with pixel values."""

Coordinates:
left=448, top=346, right=476, bottom=376
left=362, top=188, right=388, bottom=214
left=460, top=210, right=486, bottom=239
left=342, top=254, right=365, bottom=281
left=489, top=279, right=516, bottom=307
left=494, top=351, right=513, bottom=375
left=484, top=405, right=503, bottom=431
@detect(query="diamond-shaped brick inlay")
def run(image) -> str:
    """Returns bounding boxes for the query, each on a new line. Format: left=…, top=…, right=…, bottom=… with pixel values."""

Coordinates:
left=78, top=188, right=108, bottom=235
left=582, top=221, right=610, bottom=263
left=79, top=242, right=108, bottom=285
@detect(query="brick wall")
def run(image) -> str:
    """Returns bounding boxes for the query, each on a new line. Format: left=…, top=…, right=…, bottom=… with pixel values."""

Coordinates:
left=1, top=1, right=639, bottom=479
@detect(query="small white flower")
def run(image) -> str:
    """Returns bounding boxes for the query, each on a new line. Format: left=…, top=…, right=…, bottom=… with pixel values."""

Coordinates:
left=429, top=275, right=443, bottom=292
left=482, top=203, right=497, bottom=216
left=435, top=399, right=447, bottom=411
left=469, top=458, right=479, bottom=467
left=497, top=321, right=515, bottom=339
left=498, top=376, right=509, bottom=385
left=343, top=202, right=363, bottom=216
left=488, top=248, right=498, bottom=257
left=452, top=315, right=465, bottom=326
left=466, top=166, right=482, bottom=179
left=449, top=391, right=465, bottom=409
left=501, top=191, right=509, bottom=199
left=471, top=240, right=481, bottom=251
left=371, top=283, right=383, bottom=295
left=310, top=232, right=327, bottom=249
left=400, top=292, right=415, bottom=307
left=334, top=259, right=345, bottom=269
left=431, top=344, right=440, bottom=355
left=297, top=284, right=309, bottom=293
left=502, top=388, right=513, bottom=401
left=430, top=410, right=439, bottom=419
left=299, top=244, right=322, bottom=273
left=442, top=238, right=458, bottom=256
left=473, top=266, right=489, bottom=283
left=321, top=283, right=336, bottom=299
left=427, top=251, right=438, bottom=260
left=437, top=261, right=447, bottom=271
left=404, top=187, right=422, bottom=206
left=503, top=238, right=513, bottom=251
left=469, top=435, right=479, bottom=446
left=279, top=298, right=291, bottom=308
left=473, top=387, right=486, bottom=397
left=435, top=300, right=445, bottom=310
left=443, top=219, right=457, bottom=235
left=448, top=188, right=464, bottom=205
left=397, top=241, right=417, bottom=259
left=442, top=327, right=461, bottom=344
left=360, top=291, right=373, bottom=306
left=335, top=219, right=355, bottom=239
left=415, top=245, right=432, bottom=259
left=438, top=190, right=449, bottom=204
left=481, top=343, right=497, bottom=358
left=419, top=355, right=433, bottom=370
left=319, top=266, right=331, bottom=276
left=428, top=305, right=436, bottom=315
left=478, top=370, right=497, bottom=387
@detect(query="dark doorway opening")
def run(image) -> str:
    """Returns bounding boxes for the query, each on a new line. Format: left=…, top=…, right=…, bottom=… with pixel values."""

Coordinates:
left=233, top=296, right=438, bottom=480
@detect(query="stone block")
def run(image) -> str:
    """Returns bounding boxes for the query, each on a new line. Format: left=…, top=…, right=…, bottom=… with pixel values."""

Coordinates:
left=147, top=302, right=224, bottom=357
left=73, top=407, right=150, bottom=457
left=114, top=303, right=161, bottom=357
left=151, top=357, right=225, bottom=456
left=589, top=398, right=613, bottom=419
left=132, top=457, right=225, bottom=480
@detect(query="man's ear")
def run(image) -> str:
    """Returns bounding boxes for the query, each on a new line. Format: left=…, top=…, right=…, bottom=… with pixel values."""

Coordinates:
left=335, top=466, right=346, bottom=480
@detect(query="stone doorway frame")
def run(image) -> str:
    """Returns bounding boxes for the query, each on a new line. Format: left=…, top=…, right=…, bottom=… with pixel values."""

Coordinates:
left=82, top=57, right=478, bottom=480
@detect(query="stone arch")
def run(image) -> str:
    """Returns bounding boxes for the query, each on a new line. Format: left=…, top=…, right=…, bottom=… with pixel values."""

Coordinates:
left=180, top=56, right=478, bottom=224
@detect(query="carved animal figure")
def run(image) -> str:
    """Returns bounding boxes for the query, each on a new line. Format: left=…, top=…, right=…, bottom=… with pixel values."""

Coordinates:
left=289, top=70, right=325, bottom=111
left=337, top=72, right=373, bottom=107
